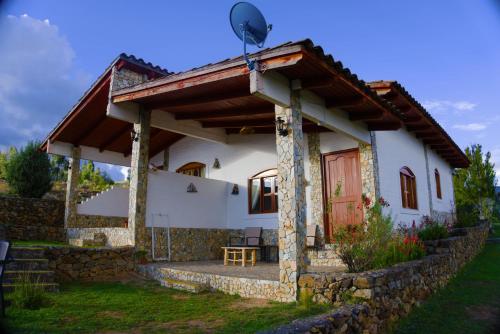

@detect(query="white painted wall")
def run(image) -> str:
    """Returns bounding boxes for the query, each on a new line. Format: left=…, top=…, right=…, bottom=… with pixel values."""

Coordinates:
left=146, top=170, right=229, bottom=229
left=427, top=147, right=455, bottom=214
left=374, top=129, right=431, bottom=226
left=77, top=186, right=129, bottom=217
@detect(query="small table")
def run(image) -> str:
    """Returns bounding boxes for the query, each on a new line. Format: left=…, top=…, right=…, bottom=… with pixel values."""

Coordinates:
left=222, top=246, right=259, bottom=267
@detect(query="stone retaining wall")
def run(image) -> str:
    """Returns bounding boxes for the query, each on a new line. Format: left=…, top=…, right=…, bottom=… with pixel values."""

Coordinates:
left=267, top=222, right=489, bottom=333
left=45, top=246, right=134, bottom=281
left=0, top=196, right=65, bottom=241
left=67, top=227, right=131, bottom=247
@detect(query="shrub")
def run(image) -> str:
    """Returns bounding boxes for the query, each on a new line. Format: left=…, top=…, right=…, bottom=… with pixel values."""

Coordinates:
left=417, top=216, right=449, bottom=241
left=11, top=272, right=50, bottom=310
left=374, top=234, right=425, bottom=268
left=5, top=141, right=52, bottom=198
left=455, top=204, right=480, bottom=228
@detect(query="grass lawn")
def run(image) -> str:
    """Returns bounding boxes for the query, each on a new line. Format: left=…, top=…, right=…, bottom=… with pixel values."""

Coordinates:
left=12, top=240, right=69, bottom=247
left=492, top=220, right=500, bottom=238
left=1, top=280, right=330, bottom=334
left=393, top=242, right=500, bottom=334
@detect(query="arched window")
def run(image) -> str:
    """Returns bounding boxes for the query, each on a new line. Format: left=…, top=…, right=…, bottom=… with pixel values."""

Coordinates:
left=435, top=169, right=442, bottom=199
left=248, top=169, right=278, bottom=214
left=400, top=167, right=417, bottom=209
left=176, top=162, right=206, bottom=177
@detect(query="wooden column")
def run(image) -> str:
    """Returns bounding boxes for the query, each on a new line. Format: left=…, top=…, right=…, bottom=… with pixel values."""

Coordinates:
left=276, top=89, right=307, bottom=302
left=128, top=108, right=151, bottom=249
left=65, top=147, right=81, bottom=228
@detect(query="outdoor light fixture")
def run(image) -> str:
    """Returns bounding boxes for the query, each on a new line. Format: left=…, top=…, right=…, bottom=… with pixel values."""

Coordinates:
left=130, top=129, right=139, bottom=142
left=275, top=117, right=289, bottom=137
left=213, top=158, right=221, bottom=169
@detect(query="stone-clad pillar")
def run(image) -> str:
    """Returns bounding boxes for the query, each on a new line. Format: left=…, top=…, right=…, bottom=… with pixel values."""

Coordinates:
left=128, top=108, right=151, bottom=249
left=307, top=132, right=325, bottom=245
left=65, top=147, right=81, bottom=228
left=275, top=90, right=307, bottom=302
left=359, top=143, right=377, bottom=202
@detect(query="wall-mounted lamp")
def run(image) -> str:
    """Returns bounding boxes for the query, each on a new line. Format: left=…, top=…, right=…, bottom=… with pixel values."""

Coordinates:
left=275, top=117, right=289, bottom=137
left=231, top=184, right=239, bottom=195
left=131, top=129, right=140, bottom=142
left=187, top=183, right=198, bottom=193
left=213, top=158, right=221, bottom=169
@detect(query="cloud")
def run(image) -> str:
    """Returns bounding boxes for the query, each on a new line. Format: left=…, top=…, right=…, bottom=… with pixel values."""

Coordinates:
left=452, top=123, right=488, bottom=131
left=423, top=100, right=477, bottom=113
left=0, top=14, right=89, bottom=149
left=491, top=148, right=500, bottom=180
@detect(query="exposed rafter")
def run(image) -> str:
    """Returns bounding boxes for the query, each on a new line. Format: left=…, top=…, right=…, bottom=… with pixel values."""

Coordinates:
left=147, top=90, right=250, bottom=110
left=349, top=110, right=384, bottom=122
left=325, top=96, right=366, bottom=109
left=174, top=107, right=273, bottom=121
left=99, top=123, right=132, bottom=152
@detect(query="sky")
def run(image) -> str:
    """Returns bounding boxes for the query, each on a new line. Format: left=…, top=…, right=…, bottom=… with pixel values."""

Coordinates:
left=0, top=0, right=499, bottom=180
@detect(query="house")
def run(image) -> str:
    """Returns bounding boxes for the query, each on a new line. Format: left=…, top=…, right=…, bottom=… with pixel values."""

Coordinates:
left=41, top=39, right=468, bottom=301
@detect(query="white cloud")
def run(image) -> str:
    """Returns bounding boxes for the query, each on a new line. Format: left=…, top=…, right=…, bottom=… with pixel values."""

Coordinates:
left=452, top=123, right=488, bottom=131
left=120, top=167, right=130, bottom=180
left=491, top=148, right=500, bottom=180
left=0, top=14, right=89, bottom=148
left=423, top=100, right=477, bottom=113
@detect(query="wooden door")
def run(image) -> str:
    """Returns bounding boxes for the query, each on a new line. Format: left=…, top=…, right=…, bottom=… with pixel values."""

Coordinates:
left=322, top=149, right=363, bottom=242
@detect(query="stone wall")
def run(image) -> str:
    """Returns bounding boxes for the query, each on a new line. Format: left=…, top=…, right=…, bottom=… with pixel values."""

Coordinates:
left=0, top=196, right=65, bottom=241
left=145, top=227, right=279, bottom=262
left=67, top=227, right=131, bottom=247
left=268, top=222, right=489, bottom=333
left=72, top=214, right=128, bottom=228
left=45, top=246, right=134, bottom=281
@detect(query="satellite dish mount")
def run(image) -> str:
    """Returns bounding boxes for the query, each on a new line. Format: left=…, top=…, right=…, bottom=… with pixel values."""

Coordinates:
left=230, top=2, right=272, bottom=71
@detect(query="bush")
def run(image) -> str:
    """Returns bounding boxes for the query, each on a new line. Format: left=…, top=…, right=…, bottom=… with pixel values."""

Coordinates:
left=417, top=216, right=449, bottom=241
left=5, top=141, right=52, bottom=198
left=11, top=272, right=51, bottom=310
left=455, top=204, right=479, bottom=228
left=374, top=234, right=425, bottom=268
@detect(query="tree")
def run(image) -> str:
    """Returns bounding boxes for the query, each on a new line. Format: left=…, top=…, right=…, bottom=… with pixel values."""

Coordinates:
left=50, top=155, right=69, bottom=181
left=5, top=141, right=52, bottom=198
left=79, top=160, right=114, bottom=191
left=0, top=146, right=17, bottom=180
left=454, top=144, right=497, bottom=221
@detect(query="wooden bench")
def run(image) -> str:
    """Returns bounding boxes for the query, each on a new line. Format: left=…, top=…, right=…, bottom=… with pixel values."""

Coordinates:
left=222, top=246, right=259, bottom=267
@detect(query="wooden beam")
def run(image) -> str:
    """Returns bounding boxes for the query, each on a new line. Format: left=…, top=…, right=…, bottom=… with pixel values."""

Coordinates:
left=423, top=139, right=445, bottom=145
left=415, top=131, right=438, bottom=139
left=367, top=121, right=401, bottom=131
left=430, top=144, right=450, bottom=150
left=146, top=90, right=250, bottom=110
left=325, top=96, right=365, bottom=109
left=300, top=77, right=337, bottom=90
left=404, top=115, right=423, bottom=122
left=349, top=110, right=384, bottom=122
left=174, top=107, right=273, bottom=121
left=75, top=113, right=108, bottom=146
left=406, top=124, right=430, bottom=132
left=99, top=123, right=132, bottom=152
left=202, top=118, right=275, bottom=128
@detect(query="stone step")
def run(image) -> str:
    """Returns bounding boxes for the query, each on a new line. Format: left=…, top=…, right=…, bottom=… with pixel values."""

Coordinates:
left=9, top=247, right=46, bottom=259
left=3, top=282, right=59, bottom=293
left=160, top=278, right=208, bottom=293
left=6, top=258, right=49, bottom=271
left=4, top=270, right=55, bottom=284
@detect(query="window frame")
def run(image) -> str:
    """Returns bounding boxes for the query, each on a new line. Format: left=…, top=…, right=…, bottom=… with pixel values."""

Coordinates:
left=248, top=169, right=278, bottom=215
left=434, top=168, right=442, bottom=199
left=176, top=162, right=206, bottom=177
left=400, top=166, right=418, bottom=210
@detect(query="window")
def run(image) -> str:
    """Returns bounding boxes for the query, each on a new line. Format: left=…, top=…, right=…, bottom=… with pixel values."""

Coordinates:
left=176, top=162, right=206, bottom=177
left=400, top=167, right=417, bottom=209
left=248, top=169, right=278, bottom=214
left=435, top=169, right=442, bottom=199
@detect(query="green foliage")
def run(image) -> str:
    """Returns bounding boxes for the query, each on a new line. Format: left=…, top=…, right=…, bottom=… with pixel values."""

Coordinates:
left=0, top=146, right=17, bottom=180
left=79, top=160, right=114, bottom=191
left=417, top=216, right=449, bottom=241
left=374, top=234, right=425, bottom=268
left=5, top=141, right=52, bottom=198
left=454, top=144, right=497, bottom=222
left=11, top=272, right=51, bottom=310
left=50, top=155, right=69, bottom=181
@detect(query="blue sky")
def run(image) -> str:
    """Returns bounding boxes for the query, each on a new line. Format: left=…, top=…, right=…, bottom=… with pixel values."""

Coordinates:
left=0, top=0, right=499, bottom=180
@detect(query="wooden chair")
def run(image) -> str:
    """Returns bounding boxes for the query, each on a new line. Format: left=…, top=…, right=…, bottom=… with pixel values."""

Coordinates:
left=229, top=227, right=262, bottom=247
left=0, top=240, right=12, bottom=317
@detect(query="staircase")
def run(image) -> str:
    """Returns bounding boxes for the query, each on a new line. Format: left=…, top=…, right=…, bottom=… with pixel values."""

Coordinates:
left=4, top=247, right=59, bottom=292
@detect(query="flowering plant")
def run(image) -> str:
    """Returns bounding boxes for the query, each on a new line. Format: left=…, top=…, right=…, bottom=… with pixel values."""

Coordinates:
left=416, top=216, right=450, bottom=241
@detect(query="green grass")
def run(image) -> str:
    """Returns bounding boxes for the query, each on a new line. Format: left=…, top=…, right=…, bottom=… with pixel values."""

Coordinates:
left=12, top=240, right=68, bottom=247
left=393, top=243, right=500, bottom=334
left=1, top=281, right=330, bottom=334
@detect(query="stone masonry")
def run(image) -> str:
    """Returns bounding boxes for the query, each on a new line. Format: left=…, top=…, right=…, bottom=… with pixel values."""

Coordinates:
left=65, top=146, right=81, bottom=227
left=275, top=89, right=307, bottom=302
left=359, top=143, right=377, bottom=203
left=307, top=132, right=324, bottom=244
left=128, top=108, right=151, bottom=249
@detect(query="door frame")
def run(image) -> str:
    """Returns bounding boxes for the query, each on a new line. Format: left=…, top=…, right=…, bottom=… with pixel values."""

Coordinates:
left=321, top=148, right=362, bottom=243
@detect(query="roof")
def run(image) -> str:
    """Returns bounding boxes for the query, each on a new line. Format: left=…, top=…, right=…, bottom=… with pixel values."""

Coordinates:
left=368, top=80, right=469, bottom=168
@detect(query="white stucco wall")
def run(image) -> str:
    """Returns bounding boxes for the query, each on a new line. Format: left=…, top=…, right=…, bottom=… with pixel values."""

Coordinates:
left=426, top=147, right=455, bottom=214
left=146, top=170, right=229, bottom=229
left=166, top=134, right=279, bottom=229
left=374, top=129, right=431, bottom=226
left=77, top=186, right=129, bottom=217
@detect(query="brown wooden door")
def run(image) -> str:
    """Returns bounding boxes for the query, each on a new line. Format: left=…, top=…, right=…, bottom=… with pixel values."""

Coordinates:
left=322, top=149, right=363, bottom=242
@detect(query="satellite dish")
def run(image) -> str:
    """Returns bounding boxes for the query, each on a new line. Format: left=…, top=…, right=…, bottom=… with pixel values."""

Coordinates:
left=230, top=2, right=272, bottom=70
